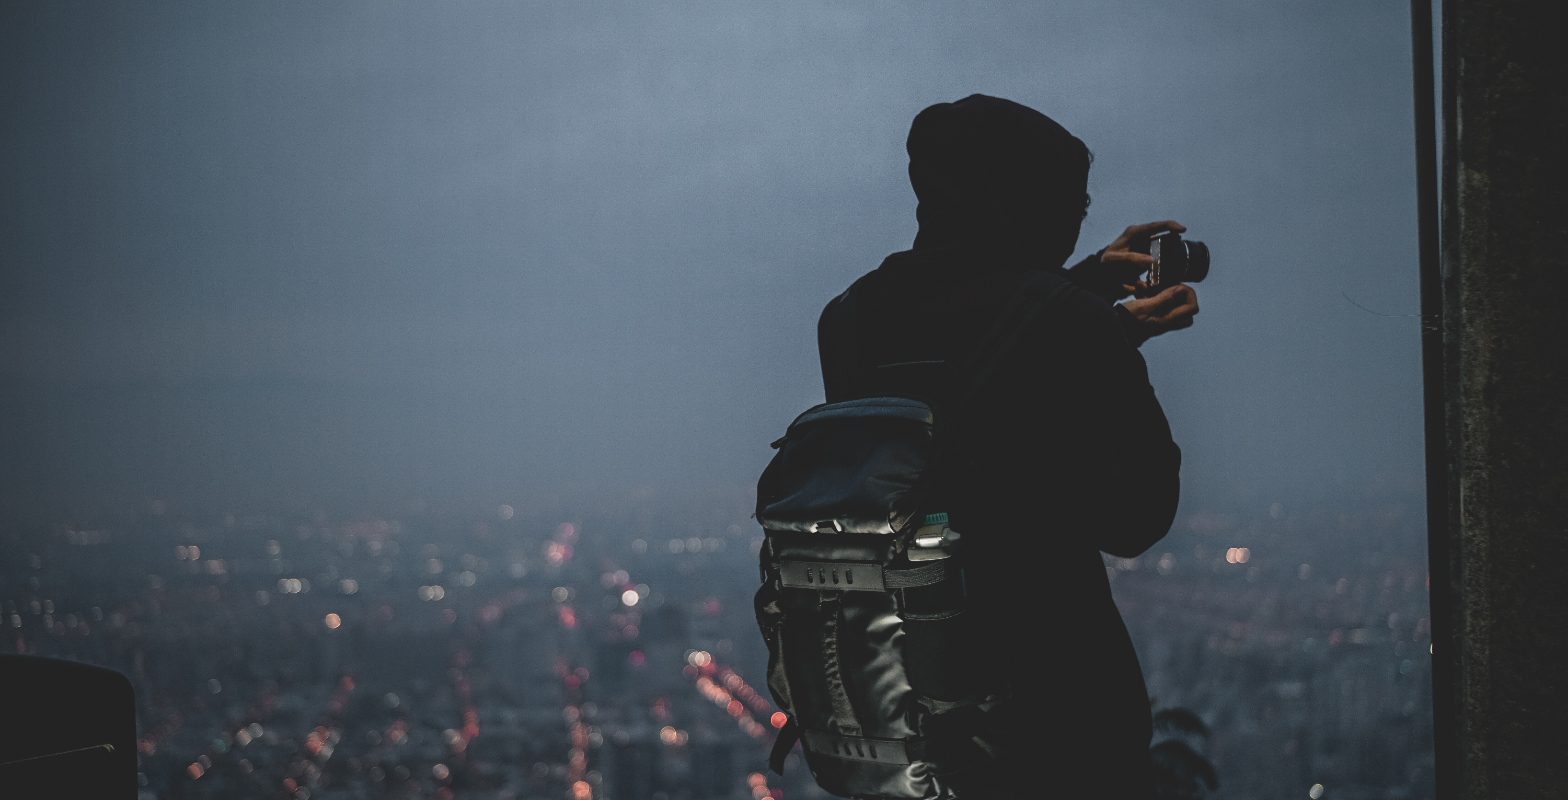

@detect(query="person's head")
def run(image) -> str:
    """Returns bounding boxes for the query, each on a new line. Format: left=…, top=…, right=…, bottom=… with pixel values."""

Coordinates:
left=906, top=94, right=1090, bottom=270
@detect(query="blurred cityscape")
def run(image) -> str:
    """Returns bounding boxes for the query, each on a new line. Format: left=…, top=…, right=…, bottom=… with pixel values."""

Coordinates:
left=1, top=491, right=1433, bottom=800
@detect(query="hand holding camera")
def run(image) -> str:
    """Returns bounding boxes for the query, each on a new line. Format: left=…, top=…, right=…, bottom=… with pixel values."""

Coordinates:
left=1096, top=220, right=1207, bottom=339
left=1122, top=283, right=1199, bottom=335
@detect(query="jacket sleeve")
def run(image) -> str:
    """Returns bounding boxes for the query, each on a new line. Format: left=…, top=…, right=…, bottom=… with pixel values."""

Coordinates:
left=1004, top=288, right=1181, bottom=557
left=1063, top=251, right=1125, bottom=302
left=1065, top=291, right=1180, bottom=556
left=1065, top=252, right=1155, bottom=349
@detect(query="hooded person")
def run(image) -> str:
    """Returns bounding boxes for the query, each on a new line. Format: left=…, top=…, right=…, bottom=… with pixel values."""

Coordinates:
left=815, top=94, right=1192, bottom=799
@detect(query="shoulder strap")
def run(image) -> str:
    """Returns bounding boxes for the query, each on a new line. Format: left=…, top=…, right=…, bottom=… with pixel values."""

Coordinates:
left=832, top=281, right=959, bottom=403
left=918, top=270, right=1078, bottom=508
left=950, top=269, right=1075, bottom=405
left=769, top=717, right=799, bottom=775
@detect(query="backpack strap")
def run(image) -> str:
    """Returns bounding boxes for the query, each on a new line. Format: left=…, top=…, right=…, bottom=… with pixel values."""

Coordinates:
left=950, top=270, right=1076, bottom=413
left=818, top=594, right=863, bottom=734
left=774, top=725, right=932, bottom=773
left=882, top=558, right=961, bottom=589
left=918, top=270, right=1078, bottom=510
left=769, top=718, right=799, bottom=775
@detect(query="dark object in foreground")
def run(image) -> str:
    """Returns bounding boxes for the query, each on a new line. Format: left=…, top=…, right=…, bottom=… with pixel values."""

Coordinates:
left=1146, top=232, right=1210, bottom=289
left=1150, top=741, right=1219, bottom=800
left=0, top=654, right=138, bottom=798
left=1149, top=706, right=1218, bottom=800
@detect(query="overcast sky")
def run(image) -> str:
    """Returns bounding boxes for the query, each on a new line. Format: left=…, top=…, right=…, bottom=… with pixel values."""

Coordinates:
left=1, top=0, right=1428, bottom=518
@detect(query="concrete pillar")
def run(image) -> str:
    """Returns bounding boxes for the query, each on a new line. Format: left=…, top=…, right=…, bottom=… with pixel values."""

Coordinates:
left=1438, top=0, right=1568, bottom=796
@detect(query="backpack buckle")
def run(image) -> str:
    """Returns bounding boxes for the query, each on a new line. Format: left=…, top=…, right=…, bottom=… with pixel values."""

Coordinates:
left=810, top=520, right=844, bottom=533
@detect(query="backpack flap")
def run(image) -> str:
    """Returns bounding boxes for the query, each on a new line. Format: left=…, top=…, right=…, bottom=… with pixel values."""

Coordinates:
left=756, top=396, right=935, bottom=555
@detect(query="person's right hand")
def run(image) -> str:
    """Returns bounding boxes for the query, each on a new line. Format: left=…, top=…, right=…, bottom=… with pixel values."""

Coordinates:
left=1120, top=284, right=1199, bottom=338
left=1099, top=220, right=1187, bottom=298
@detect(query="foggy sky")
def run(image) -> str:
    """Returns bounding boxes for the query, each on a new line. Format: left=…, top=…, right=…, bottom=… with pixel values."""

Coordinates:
left=1, top=1, right=1428, bottom=517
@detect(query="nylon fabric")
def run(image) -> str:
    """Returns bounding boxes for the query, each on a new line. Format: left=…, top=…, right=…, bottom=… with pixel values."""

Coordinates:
left=839, top=591, right=918, bottom=739
left=766, top=531, right=904, bottom=564
left=818, top=594, right=864, bottom=735
left=882, top=558, right=959, bottom=589
left=756, top=399, right=934, bottom=535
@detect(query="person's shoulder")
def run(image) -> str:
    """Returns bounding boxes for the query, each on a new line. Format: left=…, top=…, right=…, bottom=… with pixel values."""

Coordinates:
left=820, top=249, right=917, bottom=319
left=821, top=267, right=875, bottom=320
left=818, top=259, right=888, bottom=341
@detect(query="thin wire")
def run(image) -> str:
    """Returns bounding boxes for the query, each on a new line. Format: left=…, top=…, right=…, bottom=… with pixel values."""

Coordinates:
left=1341, top=292, right=1441, bottom=332
left=0, top=743, right=114, bottom=768
left=1341, top=291, right=1426, bottom=318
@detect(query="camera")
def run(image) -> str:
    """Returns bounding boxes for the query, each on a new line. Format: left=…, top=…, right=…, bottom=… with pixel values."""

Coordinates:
left=1146, top=232, right=1210, bottom=289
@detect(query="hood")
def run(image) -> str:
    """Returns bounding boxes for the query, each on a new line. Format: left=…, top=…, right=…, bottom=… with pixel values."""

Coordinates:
left=907, top=94, right=1091, bottom=271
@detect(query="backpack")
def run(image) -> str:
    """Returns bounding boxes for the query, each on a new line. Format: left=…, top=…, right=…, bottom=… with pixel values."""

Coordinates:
left=752, top=270, right=1077, bottom=799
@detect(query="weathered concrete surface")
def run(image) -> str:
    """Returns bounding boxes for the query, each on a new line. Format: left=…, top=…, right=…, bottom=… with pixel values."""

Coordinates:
left=1441, top=0, right=1568, bottom=796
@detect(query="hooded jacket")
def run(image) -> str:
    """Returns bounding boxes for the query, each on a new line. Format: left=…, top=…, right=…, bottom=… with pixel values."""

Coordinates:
left=816, top=95, right=1180, bottom=799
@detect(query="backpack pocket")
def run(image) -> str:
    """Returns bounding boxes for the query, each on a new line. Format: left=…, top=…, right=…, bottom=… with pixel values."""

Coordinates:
left=900, top=609, right=974, bottom=703
left=897, top=561, right=973, bottom=703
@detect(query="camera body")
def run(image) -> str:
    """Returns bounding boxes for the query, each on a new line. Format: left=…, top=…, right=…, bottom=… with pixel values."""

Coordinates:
left=1146, top=232, right=1210, bottom=289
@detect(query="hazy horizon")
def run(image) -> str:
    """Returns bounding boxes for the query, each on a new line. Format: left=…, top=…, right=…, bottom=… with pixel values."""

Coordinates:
left=3, top=0, right=1429, bottom=520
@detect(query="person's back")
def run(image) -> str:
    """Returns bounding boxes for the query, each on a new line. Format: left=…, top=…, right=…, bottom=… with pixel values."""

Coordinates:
left=816, top=95, right=1198, bottom=798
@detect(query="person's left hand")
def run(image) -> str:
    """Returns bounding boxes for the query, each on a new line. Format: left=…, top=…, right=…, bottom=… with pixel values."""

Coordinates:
left=1121, top=284, right=1199, bottom=337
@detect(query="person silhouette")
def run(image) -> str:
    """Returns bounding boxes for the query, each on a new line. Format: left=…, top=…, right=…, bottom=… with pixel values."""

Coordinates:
left=815, top=94, right=1197, bottom=799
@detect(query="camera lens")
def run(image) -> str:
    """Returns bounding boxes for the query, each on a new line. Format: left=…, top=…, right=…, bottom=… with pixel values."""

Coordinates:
left=1183, top=241, right=1210, bottom=283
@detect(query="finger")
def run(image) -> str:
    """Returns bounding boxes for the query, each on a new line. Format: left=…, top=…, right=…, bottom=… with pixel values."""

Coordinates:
left=1148, top=285, right=1186, bottom=309
left=1165, top=304, right=1198, bottom=323
left=1156, top=284, right=1196, bottom=306
left=1101, top=251, right=1153, bottom=266
left=1162, top=297, right=1199, bottom=322
left=1153, top=299, right=1197, bottom=322
left=1147, top=303, right=1195, bottom=326
left=1122, top=220, right=1186, bottom=238
left=1103, top=264, right=1153, bottom=283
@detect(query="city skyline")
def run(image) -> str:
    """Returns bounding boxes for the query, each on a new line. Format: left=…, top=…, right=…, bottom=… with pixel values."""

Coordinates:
left=6, top=488, right=1432, bottom=799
